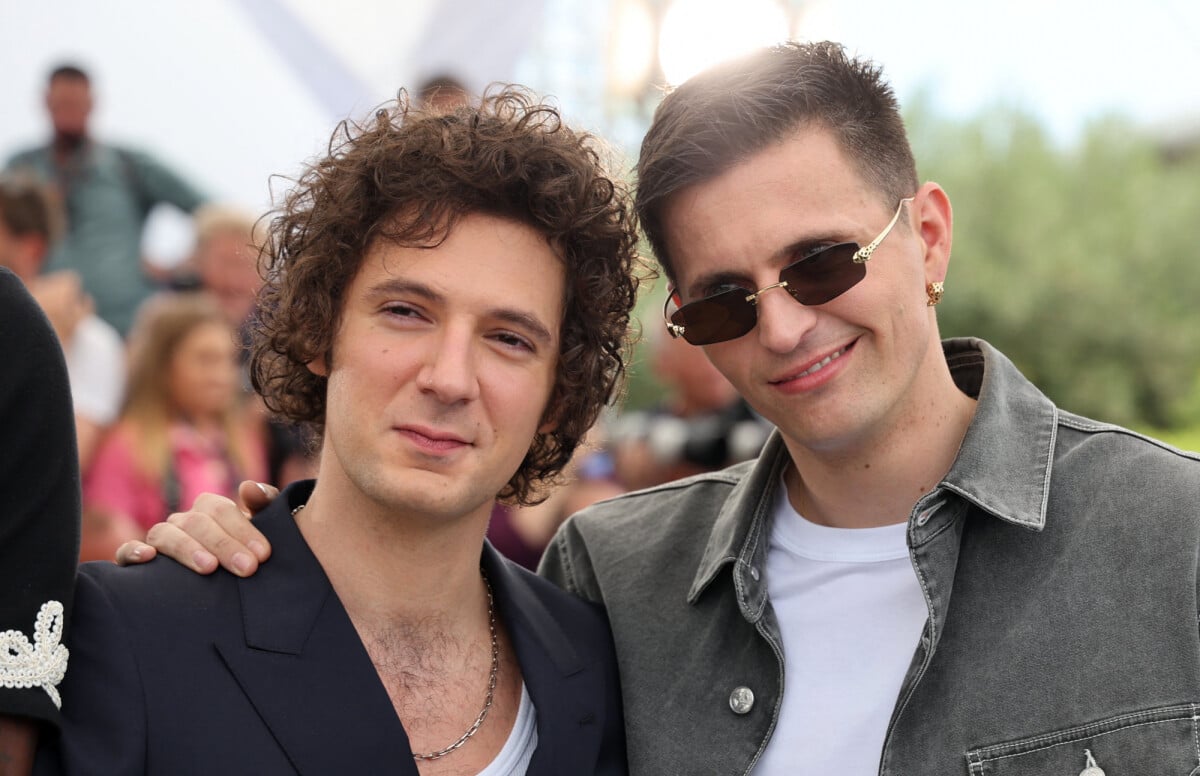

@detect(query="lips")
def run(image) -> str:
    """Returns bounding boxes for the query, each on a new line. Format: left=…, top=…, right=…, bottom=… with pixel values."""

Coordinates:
left=396, top=425, right=471, bottom=451
left=771, top=339, right=856, bottom=384
left=797, top=346, right=848, bottom=377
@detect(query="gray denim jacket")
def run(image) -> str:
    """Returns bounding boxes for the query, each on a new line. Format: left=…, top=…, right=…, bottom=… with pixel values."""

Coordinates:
left=541, top=338, right=1200, bottom=775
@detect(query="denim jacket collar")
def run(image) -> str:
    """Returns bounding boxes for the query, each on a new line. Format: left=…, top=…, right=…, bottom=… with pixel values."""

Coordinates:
left=687, top=337, right=1058, bottom=608
left=939, top=337, right=1057, bottom=531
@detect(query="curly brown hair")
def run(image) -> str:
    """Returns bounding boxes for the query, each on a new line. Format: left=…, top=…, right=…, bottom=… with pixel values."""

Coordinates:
left=250, top=86, right=641, bottom=505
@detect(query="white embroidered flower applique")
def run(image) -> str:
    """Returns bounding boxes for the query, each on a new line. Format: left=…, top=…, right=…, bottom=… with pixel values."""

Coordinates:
left=0, top=600, right=69, bottom=708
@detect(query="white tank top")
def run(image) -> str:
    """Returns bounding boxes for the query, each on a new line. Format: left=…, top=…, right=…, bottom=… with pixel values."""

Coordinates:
left=475, top=682, right=538, bottom=776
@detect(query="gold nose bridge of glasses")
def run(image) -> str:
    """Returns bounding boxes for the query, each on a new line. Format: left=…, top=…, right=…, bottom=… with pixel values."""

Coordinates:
left=744, top=280, right=790, bottom=304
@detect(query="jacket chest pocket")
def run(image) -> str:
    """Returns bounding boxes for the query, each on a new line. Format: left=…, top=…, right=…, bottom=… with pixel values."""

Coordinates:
left=966, top=703, right=1200, bottom=775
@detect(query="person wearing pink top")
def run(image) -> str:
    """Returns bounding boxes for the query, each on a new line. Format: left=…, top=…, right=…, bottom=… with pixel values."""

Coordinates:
left=84, top=292, right=265, bottom=534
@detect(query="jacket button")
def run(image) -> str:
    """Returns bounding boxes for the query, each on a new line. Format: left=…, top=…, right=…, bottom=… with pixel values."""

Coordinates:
left=1080, top=749, right=1105, bottom=776
left=729, top=686, right=755, bottom=714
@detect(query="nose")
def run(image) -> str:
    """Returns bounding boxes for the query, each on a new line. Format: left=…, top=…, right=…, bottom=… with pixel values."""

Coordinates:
left=416, top=325, right=481, bottom=405
left=753, top=286, right=818, bottom=354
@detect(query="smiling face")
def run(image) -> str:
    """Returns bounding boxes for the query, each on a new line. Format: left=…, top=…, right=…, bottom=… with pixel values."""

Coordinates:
left=312, top=212, right=564, bottom=525
left=661, top=126, right=953, bottom=457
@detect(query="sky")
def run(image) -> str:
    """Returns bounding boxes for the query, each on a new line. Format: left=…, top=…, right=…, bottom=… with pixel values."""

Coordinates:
left=2, top=0, right=1198, bottom=262
left=810, top=0, right=1200, bottom=143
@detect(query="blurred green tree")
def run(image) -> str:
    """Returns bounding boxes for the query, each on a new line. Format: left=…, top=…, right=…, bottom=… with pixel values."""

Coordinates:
left=909, top=99, right=1200, bottom=429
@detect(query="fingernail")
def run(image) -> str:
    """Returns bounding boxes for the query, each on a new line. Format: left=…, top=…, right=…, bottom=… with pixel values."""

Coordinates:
left=232, top=552, right=253, bottom=575
left=192, top=550, right=215, bottom=570
left=248, top=541, right=267, bottom=559
left=255, top=482, right=272, bottom=498
left=130, top=547, right=143, bottom=561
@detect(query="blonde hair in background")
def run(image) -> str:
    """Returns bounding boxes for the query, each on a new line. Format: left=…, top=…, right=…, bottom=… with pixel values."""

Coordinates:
left=191, top=203, right=265, bottom=260
left=121, top=291, right=253, bottom=483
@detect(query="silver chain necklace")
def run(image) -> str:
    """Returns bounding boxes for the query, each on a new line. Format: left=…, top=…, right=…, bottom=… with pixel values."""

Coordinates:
left=291, top=502, right=500, bottom=761
left=413, top=570, right=499, bottom=761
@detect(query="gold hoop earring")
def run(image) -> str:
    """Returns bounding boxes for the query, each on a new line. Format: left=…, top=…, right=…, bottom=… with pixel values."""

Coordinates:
left=926, top=281, right=944, bottom=307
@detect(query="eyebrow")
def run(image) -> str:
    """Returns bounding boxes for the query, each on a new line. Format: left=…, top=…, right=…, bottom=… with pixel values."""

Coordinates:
left=365, top=277, right=557, bottom=347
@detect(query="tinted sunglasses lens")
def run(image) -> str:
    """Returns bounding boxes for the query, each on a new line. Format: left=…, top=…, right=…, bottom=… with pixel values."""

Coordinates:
left=781, top=243, right=866, bottom=305
left=671, top=290, right=757, bottom=345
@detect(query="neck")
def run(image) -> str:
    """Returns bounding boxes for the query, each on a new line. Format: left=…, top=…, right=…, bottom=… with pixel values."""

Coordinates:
left=294, top=482, right=492, bottom=628
left=783, top=347, right=977, bottom=529
left=52, top=132, right=87, bottom=155
left=176, top=413, right=223, bottom=435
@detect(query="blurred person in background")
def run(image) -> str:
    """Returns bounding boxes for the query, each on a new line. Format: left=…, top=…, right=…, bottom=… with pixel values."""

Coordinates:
left=0, top=269, right=77, bottom=776
left=0, top=173, right=124, bottom=473
left=76, top=504, right=141, bottom=565
left=611, top=325, right=772, bottom=490
left=489, top=424, right=625, bottom=571
left=84, top=292, right=266, bottom=535
left=418, top=73, right=471, bottom=112
left=5, top=64, right=208, bottom=337
left=186, top=204, right=265, bottom=335
left=178, top=203, right=319, bottom=487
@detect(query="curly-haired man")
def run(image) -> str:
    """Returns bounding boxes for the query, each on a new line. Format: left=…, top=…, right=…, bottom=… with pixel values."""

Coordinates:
left=41, top=88, right=635, bottom=776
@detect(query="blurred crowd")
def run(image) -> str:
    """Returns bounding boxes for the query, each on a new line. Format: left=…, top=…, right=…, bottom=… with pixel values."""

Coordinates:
left=1, top=64, right=773, bottom=572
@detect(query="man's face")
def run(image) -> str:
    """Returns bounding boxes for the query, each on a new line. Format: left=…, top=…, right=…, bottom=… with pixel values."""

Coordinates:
left=197, top=231, right=262, bottom=327
left=660, top=127, right=950, bottom=456
left=314, top=212, right=563, bottom=524
left=45, top=77, right=92, bottom=141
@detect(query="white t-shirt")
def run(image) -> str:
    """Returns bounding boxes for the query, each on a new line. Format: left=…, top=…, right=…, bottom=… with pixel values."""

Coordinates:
left=752, top=482, right=927, bottom=775
left=65, top=314, right=125, bottom=425
left=477, top=682, right=538, bottom=776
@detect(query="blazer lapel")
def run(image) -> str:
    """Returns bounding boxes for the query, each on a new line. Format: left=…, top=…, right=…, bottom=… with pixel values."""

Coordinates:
left=214, top=484, right=418, bottom=776
left=483, top=544, right=609, bottom=776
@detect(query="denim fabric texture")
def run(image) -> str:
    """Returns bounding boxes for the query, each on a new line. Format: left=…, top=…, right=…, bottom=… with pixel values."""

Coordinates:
left=540, top=338, right=1200, bottom=775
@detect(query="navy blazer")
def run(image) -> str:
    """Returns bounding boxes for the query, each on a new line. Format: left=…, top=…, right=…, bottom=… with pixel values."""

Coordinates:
left=39, top=481, right=627, bottom=775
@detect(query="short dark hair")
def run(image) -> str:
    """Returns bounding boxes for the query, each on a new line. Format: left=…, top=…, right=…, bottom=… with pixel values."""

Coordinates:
left=0, top=174, right=60, bottom=243
left=251, top=85, right=642, bottom=505
left=636, top=41, right=918, bottom=281
left=48, top=64, right=90, bottom=86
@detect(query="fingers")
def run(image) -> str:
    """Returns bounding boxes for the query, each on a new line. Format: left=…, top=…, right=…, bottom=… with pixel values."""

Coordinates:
left=144, top=521, right=222, bottom=575
left=115, top=540, right=158, bottom=566
left=147, top=492, right=273, bottom=577
left=238, top=480, right=278, bottom=514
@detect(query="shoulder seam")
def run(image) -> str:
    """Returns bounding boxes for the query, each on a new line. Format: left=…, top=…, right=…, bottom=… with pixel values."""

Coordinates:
left=1057, top=414, right=1200, bottom=463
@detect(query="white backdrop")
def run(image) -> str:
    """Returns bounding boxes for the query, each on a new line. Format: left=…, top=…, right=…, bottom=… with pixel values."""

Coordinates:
left=4, top=0, right=1199, bottom=223
left=0, top=0, right=546, bottom=215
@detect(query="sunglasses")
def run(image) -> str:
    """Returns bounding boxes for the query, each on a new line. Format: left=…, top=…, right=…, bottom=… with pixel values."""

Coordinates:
left=664, top=198, right=914, bottom=346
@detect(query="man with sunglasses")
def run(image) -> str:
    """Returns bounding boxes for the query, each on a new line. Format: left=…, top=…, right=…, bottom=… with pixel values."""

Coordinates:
left=121, top=42, right=1200, bottom=774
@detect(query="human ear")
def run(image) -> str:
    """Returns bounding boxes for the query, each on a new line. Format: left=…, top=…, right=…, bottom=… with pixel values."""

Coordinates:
left=914, top=182, right=953, bottom=284
left=306, top=355, right=329, bottom=377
